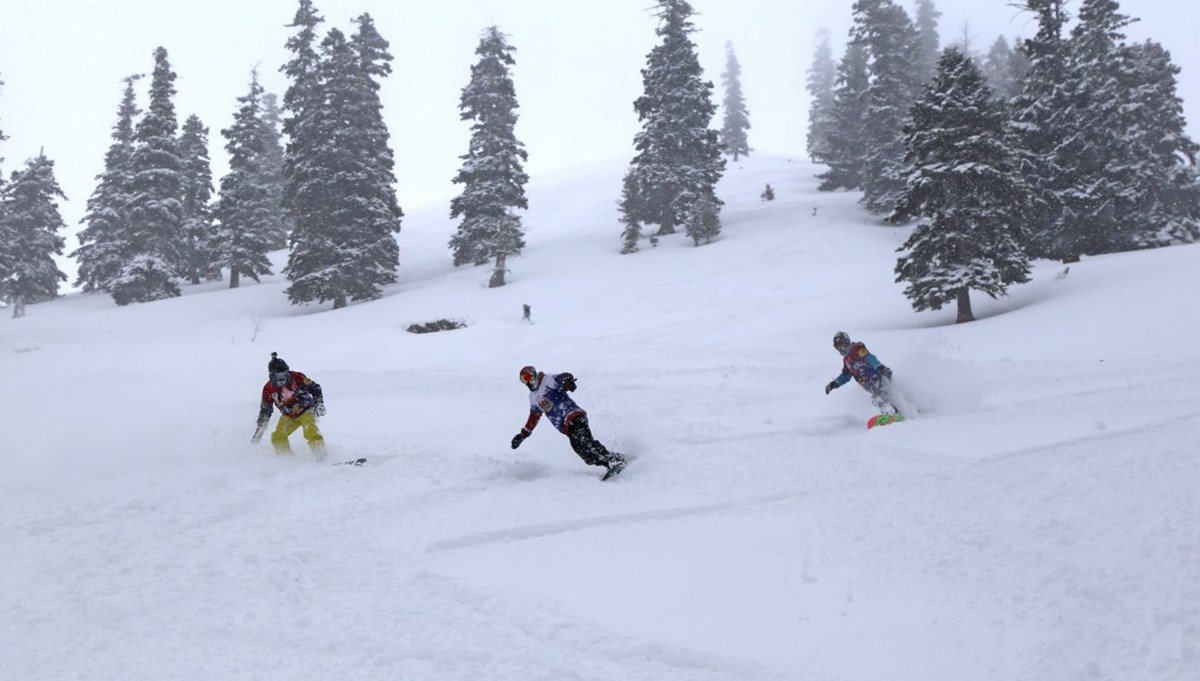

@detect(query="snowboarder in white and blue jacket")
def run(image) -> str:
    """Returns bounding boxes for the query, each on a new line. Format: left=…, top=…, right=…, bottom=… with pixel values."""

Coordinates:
left=825, top=332, right=899, bottom=414
left=510, top=365, right=625, bottom=474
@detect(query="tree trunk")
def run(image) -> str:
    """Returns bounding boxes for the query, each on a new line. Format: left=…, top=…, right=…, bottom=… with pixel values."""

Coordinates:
left=12, top=297, right=26, bottom=319
left=229, top=269, right=241, bottom=289
left=333, top=295, right=347, bottom=310
left=955, top=288, right=974, bottom=323
left=489, top=253, right=508, bottom=288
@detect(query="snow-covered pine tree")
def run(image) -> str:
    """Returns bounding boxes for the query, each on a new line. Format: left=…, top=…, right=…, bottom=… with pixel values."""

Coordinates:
left=817, top=41, right=870, bottom=191
left=719, top=42, right=750, bottom=161
left=1009, top=0, right=1072, bottom=260
left=111, top=47, right=185, bottom=306
left=629, top=0, right=725, bottom=239
left=0, top=153, right=68, bottom=317
left=0, top=74, right=8, bottom=284
left=852, top=0, right=921, bottom=215
left=805, top=29, right=837, bottom=164
left=893, top=48, right=1031, bottom=324
left=280, top=0, right=325, bottom=238
left=284, top=20, right=402, bottom=307
left=448, top=25, right=528, bottom=285
left=178, top=115, right=217, bottom=284
left=913, top=0, right=943, bottom=86
left=258, top=92, right=290, bottom=249
left=73, top=75, right=140, bottom=293
left=1120, top=40, right=1200, bottom=247
left=618, top=169, right=643, bottom=254
left=215, top=71, right=276, bottom=289
left=687, top=194, right=721, bottom=246
left=1050, top=0, right=1140, bottom=260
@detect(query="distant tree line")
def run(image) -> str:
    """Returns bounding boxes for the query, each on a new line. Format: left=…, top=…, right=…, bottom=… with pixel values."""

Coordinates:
left=1, top=0, right=747, bottom=316
left=806, top=0, right=1200, bottom=322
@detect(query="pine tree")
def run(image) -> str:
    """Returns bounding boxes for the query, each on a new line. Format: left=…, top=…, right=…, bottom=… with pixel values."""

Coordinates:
left=1009, top=0, right=1072, bottom=260
left=806, top=29, right=837, bottom=164
left=893, top=48, right=1030, bottom=324
left=1120, top=40, right=1200, bottom=247
left=280, top=0, right=325, bottom=236
left=629, top=0, right=725, bottom=239
left=178, top=114, right=217, bottom=284
left=73, top=75, right=141, bottom=293
left=687, top=194, right=721, bottom=246
left=112, top=47, right=185, bottom=306
left=0, top=153, right=68, bottom=317
left=719, top=42, right=750, bottom=161
left=0, top=74, right=9, bottom=286
left=817, top=41, right=870, bottom=191
left=448, top=25, right=528, bottom=287
left=258, top=92, right=290, bottom=249
left=284, top=19, right=402, bottom=307
left=215, top=71, right=276, bottom=289
left=982, top=36, right=1020, bottom=101
left=618, top=169, right=643, bottom=254
left=913, top=0, right=943, bottom=86
left=852, top=0, right=921, bottom=214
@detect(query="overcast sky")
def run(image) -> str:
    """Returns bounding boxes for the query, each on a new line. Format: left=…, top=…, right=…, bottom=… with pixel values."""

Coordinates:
left=2, top=0, right=1198, bottom=247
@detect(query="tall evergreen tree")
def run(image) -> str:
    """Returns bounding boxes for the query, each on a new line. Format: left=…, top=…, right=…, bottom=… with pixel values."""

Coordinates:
left=0, top=74, right=8, bottom=283
left=112, top=47, right=185, bottom=306
left=215, top=71, right=276, bottom=289
left=178, top=114, right=217, bottom=284
left=1122, top=40, right=1200, bottom=247
left=982, top=36, right=1023, bottom=101
left=0, top=153, right=68, bottom=317
left=258, top=92, right=290, bottom=249
left=719, top=42, right=750, bottom=161
left=629, top=0, right=725, bottom=239
left=913, top=0, right=943, bottom=86
left=448, top=25, right=528, bottom=287
left=1009, top=0, right=1072, bottom=259
left=284, top=20, right=402, bottom=307
left=893, top=48, right=1030, bottom=324
left=852, top=0, right=921, bottom=214
left=817, top=41, right=870, bottom=191
left=280, top=0, right=325, bottom=235
left=73, top=75, right=141, bottom=293
left=806, top=29, right=837, bottom=164
left=618, top=168, right=644, bottom=254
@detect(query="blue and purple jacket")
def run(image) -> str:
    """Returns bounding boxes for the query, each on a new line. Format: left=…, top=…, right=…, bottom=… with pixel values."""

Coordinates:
left=832, top=342, right=888, bottom=389
left=522, top=372, right=585, bottom=434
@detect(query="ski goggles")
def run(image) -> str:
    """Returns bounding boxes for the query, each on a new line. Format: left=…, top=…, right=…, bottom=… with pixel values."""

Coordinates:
left=519, top=367, right=537, bottom=388
left=270, top=370, right=290, bottom=386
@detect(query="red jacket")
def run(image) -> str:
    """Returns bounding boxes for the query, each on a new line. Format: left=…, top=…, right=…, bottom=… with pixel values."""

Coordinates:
left=257, top=371, right=323, bottom=424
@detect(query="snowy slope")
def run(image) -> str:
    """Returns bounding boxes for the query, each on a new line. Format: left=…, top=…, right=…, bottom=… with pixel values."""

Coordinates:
left=2, top=155, right=1198, bottom=681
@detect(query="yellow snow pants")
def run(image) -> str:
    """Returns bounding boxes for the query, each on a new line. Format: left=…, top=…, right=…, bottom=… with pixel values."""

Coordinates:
left=271, top=410, right=325, bottom=456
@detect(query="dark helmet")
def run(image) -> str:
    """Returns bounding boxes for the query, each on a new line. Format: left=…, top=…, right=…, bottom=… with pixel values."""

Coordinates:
left=833, top=332, right=852, bottom=355
left=268, top=352, right=290, bottom=386
left=519, top=365, right=539, bottom=390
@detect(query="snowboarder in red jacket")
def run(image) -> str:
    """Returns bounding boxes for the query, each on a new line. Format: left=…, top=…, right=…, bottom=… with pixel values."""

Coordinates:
left=510, top=365, right=626, bottom=478
left=252, top=353, right=326, bottom=457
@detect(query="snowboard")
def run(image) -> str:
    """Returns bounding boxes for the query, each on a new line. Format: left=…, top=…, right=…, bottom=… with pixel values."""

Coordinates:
left=601, top=460, right=627, bottom=481
left=334, top=457, right=368, bottom=466
left=867, top=413, right=905, bottom=430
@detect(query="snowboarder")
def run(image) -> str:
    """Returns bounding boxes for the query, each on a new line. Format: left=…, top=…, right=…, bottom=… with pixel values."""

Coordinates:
left=824, top=332, right=899, bottom=414
left=510, top=365, right=626, bottom=478
left=252, top=352, right=327, bottom=457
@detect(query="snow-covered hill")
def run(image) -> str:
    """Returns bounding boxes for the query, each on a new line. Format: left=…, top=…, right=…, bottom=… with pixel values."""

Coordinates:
left=3, top=155, right=1197, bottom=681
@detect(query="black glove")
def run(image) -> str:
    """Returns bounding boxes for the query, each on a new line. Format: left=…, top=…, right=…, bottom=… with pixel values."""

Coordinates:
left=559, top=372, right=577, bottom=392
left=825, top=380, right=839, bottom=395
left=251, top=423, right=266, bottom=444
left=314, top=401, right=326, bottom=417
left=511, top=429, right=530, bottom=449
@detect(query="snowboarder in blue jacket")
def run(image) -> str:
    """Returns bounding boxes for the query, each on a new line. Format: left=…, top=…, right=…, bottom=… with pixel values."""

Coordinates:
left=511, top=365, right=626, bottom=475
left=825, top=332, right=899, bottom=414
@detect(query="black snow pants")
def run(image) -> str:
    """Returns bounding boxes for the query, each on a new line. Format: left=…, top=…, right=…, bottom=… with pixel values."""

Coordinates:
left=565, top=415, right=619, bottom=467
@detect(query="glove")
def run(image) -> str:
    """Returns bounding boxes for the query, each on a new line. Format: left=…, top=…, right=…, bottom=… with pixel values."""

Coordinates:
left=559, top=372, right=577, bottom=392
left=511, top=429, right=530, bottom=449
left=825, top=381, right=839, bottom=395
left=314, top=401, right=326, bottom=417
left=251, top=424, right=266, bottom=444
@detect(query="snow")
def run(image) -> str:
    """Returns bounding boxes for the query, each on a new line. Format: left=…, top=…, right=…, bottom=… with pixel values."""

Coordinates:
left=3, top=154, right=1198, bottom=680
